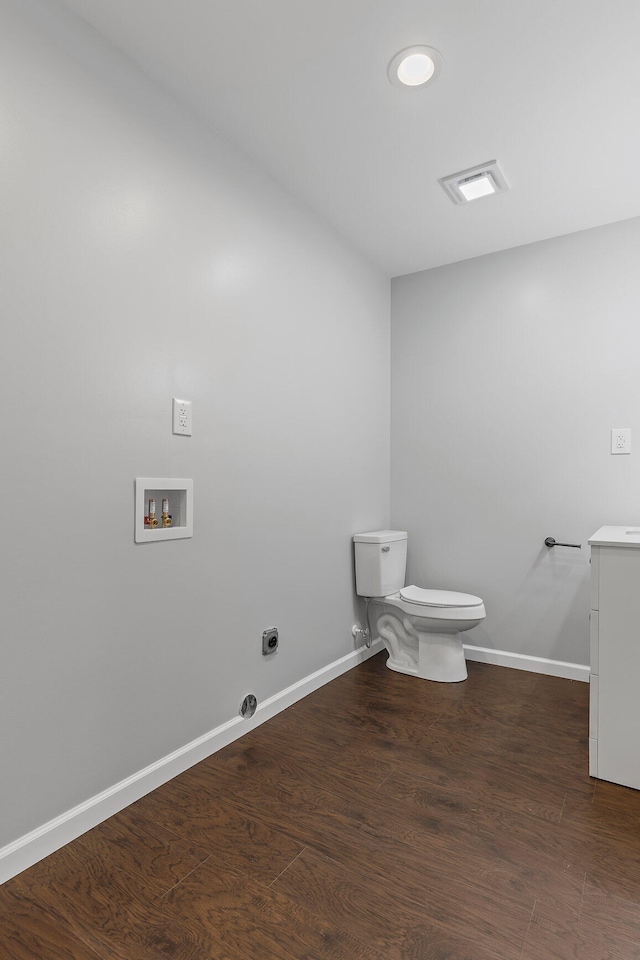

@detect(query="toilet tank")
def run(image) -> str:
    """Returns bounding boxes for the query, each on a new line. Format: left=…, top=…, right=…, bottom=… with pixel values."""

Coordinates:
left=353, top=530, right=408, bottom=598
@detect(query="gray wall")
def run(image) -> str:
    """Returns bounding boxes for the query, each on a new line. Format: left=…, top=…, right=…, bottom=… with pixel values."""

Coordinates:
left=391, top=217, right=640, bottom=667
left=0, top=0, right=389, bottom=850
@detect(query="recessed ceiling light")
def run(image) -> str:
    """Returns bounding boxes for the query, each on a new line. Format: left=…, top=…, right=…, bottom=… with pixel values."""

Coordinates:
left=458, top=174, right=496, bottom=202
left=439, top=161, right=509, bottom=205
left=388, top=46, right=443, bottom=88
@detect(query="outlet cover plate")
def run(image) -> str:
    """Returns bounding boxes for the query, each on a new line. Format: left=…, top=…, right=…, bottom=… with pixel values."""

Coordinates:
left=173, top=398, right=192, bottom=436
left=611, top=428, right=631, bottom=454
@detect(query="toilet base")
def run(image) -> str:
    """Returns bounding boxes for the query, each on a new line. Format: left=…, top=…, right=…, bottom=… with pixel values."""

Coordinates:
left=378, top=613, right=468, bottom=682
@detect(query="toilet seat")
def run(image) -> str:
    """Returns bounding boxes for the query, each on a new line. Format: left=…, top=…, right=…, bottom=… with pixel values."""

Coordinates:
left=399, top=585, right=483, bottom=608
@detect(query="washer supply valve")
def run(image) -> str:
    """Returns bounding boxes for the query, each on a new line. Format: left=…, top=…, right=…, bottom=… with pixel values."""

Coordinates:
left=161, top=498, right=172, bottom=528
left=145, top=498, right=159, bottom=528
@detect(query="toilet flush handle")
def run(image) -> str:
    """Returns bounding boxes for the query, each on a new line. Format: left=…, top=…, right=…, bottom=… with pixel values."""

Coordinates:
left=382, top=546, right=390, bottom=553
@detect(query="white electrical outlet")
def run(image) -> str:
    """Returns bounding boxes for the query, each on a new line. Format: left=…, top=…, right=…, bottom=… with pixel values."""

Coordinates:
left=611, top=428, right=631, bottom=454
left=172, top=398, right=192, bottom=436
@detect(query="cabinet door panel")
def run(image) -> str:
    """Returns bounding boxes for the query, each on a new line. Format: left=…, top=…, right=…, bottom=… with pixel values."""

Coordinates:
left=597, top=546, right=640, bottom=790
left=590, top=546, right=600, bottom=611
left=589, top=674, right=598, bottom=738
left=589, top=609, right=599, bottom=675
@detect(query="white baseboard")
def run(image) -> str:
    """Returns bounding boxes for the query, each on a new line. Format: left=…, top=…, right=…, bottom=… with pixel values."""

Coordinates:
left=464, top=643, right=590, bottom=682
left=0, top=639, right=383, bottom=885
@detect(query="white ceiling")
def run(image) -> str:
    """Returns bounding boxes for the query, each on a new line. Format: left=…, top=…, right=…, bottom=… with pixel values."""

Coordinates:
left=58, top=0, right=640, bottom=277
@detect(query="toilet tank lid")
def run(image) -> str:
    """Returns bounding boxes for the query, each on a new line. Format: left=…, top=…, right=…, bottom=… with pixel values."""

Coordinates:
left=353, top=530, right=408, bottom=543
left=400, top=585, right=483, bottom=607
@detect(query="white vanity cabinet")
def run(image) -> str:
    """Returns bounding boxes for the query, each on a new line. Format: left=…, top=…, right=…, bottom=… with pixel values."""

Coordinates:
left=588, top=525, right=640, bottom=790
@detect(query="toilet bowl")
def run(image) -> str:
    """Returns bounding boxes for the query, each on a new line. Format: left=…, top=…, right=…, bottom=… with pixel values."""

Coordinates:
left=353, top=530, right=486, bottom=683
left=372, top=586, right=485, bottom=682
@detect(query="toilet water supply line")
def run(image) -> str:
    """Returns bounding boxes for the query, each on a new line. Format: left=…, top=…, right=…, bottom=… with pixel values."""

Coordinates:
left=352, top=603, right=374, bottom=647
left=364, top=597, right=374, bottom=648
left=352, top=599, right=376, bottom=648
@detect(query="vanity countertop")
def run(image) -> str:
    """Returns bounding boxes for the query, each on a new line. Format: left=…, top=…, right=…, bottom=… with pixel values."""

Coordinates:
left=588, top=525, right=640, bottom=547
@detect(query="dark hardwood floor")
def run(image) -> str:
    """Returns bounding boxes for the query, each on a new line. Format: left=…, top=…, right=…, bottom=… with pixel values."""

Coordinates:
left=3, top=653, right=640, bottom=959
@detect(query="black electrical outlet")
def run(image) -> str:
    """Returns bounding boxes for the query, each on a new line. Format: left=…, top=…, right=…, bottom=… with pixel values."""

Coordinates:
left=262, top=627, right=279, bottom=655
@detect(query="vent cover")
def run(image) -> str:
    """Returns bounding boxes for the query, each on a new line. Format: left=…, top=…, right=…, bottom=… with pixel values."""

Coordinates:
left=439, top=160, right=508, bottom=205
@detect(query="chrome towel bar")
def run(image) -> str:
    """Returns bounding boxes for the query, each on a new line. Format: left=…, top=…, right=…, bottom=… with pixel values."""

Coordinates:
left=545, top=537, right=581, bottom=549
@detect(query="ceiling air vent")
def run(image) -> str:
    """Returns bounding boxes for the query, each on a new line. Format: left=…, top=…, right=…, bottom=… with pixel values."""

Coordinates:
left=439, top=160, right=508, bottom=205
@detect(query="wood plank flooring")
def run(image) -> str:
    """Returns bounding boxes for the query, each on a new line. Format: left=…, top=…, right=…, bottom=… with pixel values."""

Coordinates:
left=3, top=654, right=640, bottom=959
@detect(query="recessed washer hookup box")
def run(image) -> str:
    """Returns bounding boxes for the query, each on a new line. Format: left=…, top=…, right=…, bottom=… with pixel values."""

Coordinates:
left=135, top=478, right=193, bottom=543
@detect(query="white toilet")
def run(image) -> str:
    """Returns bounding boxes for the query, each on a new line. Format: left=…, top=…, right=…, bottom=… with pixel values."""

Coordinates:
left=353, top=530, right=486, bottom=682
